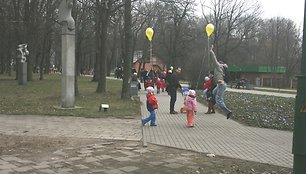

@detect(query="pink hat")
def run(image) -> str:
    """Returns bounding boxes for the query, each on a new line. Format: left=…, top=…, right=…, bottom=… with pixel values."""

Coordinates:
left=146, top=86, right=154, bottom=93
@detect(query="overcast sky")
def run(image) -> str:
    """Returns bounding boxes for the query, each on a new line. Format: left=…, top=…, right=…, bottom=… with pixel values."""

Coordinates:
left=258, top=0, right=305, bottom=27
left=196, top=0, right=305, bottom=27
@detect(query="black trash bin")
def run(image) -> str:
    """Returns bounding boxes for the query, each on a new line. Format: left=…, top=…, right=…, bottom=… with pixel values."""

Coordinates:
left=130, top=81, right=139, bottom=96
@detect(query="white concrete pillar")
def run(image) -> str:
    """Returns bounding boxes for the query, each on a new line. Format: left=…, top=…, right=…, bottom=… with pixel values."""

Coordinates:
left=61, top=34, right=75, bottom=108
left=59, top=0, right=75, bottom=108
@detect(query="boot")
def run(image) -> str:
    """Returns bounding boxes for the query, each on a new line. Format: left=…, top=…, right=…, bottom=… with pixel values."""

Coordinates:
left=211, top=105, right=215, bottom=114
left=205, top=102, right=212, bottom=114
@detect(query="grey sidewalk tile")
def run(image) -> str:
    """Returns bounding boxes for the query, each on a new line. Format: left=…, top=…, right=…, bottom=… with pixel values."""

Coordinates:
left=56, top=167, right=73, bottom=173
left=96, top=155, right=112, bottom=160
left=0, top=163, right=17, bottom=170
left=75, top=164, right=89, bottom=169
left=140, top=90, right=293, bottom=168
left=117, top=150, right=137, bottom=156
left=104, top=168, right=126, bottom=174
left=84, top=157, right=99, bottom=163
left=32, top=164, right=50, bottom=169
left=66, top=157, right=82, bottom=162
left=147, top=161, right=164, bottom=166
left=13, top=166, right=33, bottom=172
left=163, top=162, right=184, bottom=169
left=37, top=169, right=57, bottom=174
left=112, top=157, right=132, bottom=162
left=119, top=166, right=140, bottom=172
left=1, top=156, right=21, bottom=162
left=0, top=169, right=13, bottom=174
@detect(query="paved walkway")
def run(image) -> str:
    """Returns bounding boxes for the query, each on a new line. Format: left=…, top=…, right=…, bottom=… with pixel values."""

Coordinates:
left=227, top=88, right=295, bottom=98
left=0, top=86, right=294, bottom=173
left=140, top=89, right=293, bottom=168
left=0, top=115, right=141, bottom=141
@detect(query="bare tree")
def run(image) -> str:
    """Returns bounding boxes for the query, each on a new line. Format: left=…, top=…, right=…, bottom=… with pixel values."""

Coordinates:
left=201, top=0, right=262, bottom=62
left=121, top=0, right=133, bottom=99
left=157, top=0, right=196, bottom=67
left=255, top=17, right=301, bottom=87
left=132, top=0, right=162, bottom=70
left=0, top=1, right=13, bottom=75
left=39, top=0, right=55, bottom=80
left=95, top=0, right=123, bottom=93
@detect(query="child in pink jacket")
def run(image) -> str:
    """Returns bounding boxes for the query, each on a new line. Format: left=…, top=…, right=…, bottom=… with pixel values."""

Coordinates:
left=184, top=90, right=197, bottom=127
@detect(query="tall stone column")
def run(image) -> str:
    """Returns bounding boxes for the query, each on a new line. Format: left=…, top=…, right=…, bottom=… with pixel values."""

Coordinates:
left=18, top=62, right=27, bottom=85
left=59, top=0, right=75, bottom=108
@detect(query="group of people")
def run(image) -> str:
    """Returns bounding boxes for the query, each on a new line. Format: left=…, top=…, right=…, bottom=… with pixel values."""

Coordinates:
left=141, top=45, right=232, bottom=128
left=140, top=68, right=167, bottom=94
left=141, top=66, right=185, bottom=126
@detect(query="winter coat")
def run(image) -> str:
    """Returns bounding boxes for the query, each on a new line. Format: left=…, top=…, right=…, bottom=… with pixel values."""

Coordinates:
left=156, top=78, right=162, bottom=88
left=146, top=93, right=158, bottom=112
left=210, top=50, right=228, bottom=83
left=184, top=95, right=197, bottom=112
left=167, top=73, right=182, bottom=91
left=204, top=79, right=212, bottom=90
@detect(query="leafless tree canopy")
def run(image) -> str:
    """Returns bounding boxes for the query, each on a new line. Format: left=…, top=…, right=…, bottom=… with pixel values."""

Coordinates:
left=0, top=0, right=302, bottom=91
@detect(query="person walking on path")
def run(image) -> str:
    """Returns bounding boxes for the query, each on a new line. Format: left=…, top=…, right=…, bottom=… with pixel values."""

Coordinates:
left=142, top=86, right=158, bottom=126
left=167, top=67, right=182, bottom=114
left=184, top=90, right=197, bottom=127
left=210, top=45, right=232, bottom=119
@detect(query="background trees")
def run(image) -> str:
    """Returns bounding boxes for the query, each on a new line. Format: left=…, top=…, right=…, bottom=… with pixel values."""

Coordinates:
left=0, top=0, right=302, bottom=91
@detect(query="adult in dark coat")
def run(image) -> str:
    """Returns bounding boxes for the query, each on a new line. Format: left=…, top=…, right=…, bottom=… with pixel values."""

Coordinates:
left=168, top=68, right=182, bottom=114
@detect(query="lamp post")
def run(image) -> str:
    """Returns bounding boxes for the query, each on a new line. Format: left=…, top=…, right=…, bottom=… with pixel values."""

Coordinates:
left=196, top=23, right=214, bottom=88
left=292, top=1, right=306, bottom=173
left=206, top=23, right=214, bottom=68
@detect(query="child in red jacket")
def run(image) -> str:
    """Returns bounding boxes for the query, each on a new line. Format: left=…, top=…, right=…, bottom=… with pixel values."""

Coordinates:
left=160, top=79, right=166, bottom=92
left=156, top=77, right=162, bottom=94
left=141, top=87, right=158, bottom=126
left=204, top=75, right=216, bottom=114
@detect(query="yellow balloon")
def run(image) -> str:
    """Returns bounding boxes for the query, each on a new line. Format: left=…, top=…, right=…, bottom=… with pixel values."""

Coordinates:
left=146, top=27, right=154, bottom=41
left=206, top=23, right=215, bottom=37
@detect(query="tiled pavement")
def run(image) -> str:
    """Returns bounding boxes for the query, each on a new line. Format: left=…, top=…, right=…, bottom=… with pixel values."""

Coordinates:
left=0, top=138, right=218, bottom=174
left=140, top=89, right=293, bottom=168
left=0, top=115, right=141, bottom=141
left=0, top=87, right=294, bottom=173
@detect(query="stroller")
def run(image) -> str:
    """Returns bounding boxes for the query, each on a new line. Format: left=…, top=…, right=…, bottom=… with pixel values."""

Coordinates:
left=180, top=87, right=190, bottom=113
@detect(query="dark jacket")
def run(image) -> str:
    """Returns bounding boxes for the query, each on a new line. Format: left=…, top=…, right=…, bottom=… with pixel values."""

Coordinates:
left=168, top=73, right=181, bottom=91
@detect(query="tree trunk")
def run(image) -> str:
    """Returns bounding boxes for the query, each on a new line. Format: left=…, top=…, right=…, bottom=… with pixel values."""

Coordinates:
left=96, top=4, right=110, bottom=93
left=26, top=44, right=33, bottom=81
left=0, top=54, right=4, bottom=74
left=39, top=53, right=44, bottom=80
left=108, top=22, right=119, bottom=76
left=92, top=1, right=101, bottom=82
left=121, top=0, right=133, bottom=99
left=6, top=31, right=12, bottom=76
